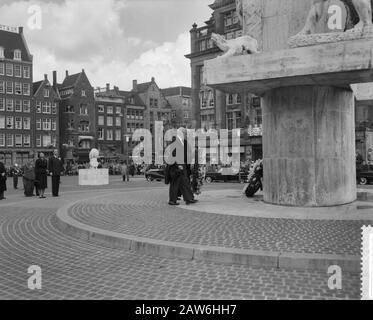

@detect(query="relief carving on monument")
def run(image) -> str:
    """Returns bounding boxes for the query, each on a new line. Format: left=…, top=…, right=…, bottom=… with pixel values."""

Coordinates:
left=289, top=0, right=373, bottom=47
left=235, top=0, right=263, bottom=40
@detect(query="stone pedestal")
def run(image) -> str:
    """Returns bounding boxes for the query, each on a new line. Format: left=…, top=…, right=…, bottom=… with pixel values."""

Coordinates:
left=79, top=169, right=109, bottom=186
left=262, top=86, right=356, bottom=206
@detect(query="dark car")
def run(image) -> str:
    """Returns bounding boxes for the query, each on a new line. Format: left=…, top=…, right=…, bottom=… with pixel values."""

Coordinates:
left=145, top=168, right=165, bottom=182
left=357, top=168, right=373, bottom=185
left=205, top=169, right=248, bottom=184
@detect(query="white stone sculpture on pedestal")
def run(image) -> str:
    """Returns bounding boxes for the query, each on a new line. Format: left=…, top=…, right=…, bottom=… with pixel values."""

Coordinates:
left=78, top=148, right=109, bottom=186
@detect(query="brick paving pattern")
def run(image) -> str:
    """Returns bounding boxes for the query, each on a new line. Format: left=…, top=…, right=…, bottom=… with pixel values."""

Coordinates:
left=0, top=206, right=361, bottom=300
left=68, top=189, right=369, bottom=256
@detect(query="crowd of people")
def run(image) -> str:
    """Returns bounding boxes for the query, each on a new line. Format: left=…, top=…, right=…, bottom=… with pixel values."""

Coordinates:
left=0, top=149, right=64, bottom=201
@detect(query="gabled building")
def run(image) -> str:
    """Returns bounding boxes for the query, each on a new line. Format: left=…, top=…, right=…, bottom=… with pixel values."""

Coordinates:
left=0, top=25, right=34, bottom=166
left=161, top=86, right=192, bottom=129
left=33, top=74, right=60, bottom=158
left=132, top=77, right=172, bottom=135
left=56, top=69, right=95, bottom=163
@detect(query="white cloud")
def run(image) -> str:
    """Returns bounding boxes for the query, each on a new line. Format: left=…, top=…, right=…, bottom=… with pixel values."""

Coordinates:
left=0, top=0, right=192, bottom=88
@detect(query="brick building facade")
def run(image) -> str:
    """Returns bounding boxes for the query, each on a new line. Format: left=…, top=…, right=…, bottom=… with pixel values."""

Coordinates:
left=132, top=77, right=172, bottom=135
left=33, top=74, right=60, bottom=158
left=0, top=25, right=34, bottom=166
left=95, top=84, right=126, bottom=161
left=161, top=86, right=192, bottom=129
left=56, top=69, right=95, bottom=163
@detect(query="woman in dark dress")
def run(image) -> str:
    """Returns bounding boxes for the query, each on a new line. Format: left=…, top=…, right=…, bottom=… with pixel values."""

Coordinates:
left=23, top=160, right=35, bottom=197
left=35, top=153, right=48, bottom=198
left=0, top=161, right=7, bottom=200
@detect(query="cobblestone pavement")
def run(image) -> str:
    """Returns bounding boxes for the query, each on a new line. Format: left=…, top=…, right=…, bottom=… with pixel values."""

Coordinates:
left=0, top=179, right=361, bottom=300
left=0, top=206, right=360, bottom=300
left=68, top=189, right=369, bottom=256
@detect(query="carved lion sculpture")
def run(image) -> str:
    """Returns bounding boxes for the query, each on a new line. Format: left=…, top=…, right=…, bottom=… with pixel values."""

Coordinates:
left=298, top=0, right=373, bottom=35
left=89, top=148, right=100, bottom=169
left=211, top=33, right=259, bottom=59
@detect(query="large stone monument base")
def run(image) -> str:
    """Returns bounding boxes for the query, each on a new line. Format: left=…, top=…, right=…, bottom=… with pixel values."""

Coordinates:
left=79, top=169, right=109, bottom=186
left=263, top=86, right=356, bottom=207
left=204, top=38, right=373, bottom=207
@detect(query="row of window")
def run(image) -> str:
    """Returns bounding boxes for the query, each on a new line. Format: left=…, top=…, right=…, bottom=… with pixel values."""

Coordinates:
left=0, top=115, right=31, bottom=130
left=127, top=123, right=144, bottom=134
left=171, top=110, right=190, bottom=119
left=36, top=101, right=58, bottom=114
left=150, top=111, right=170, bottom=121
left=97, top=129, right=122, bottom=141
left=98, top=105, right=122, bottom=115
left=0, top=48, right=22, bottom=61
left=127, top=109, right=144, bottom=120
left=65, top=104, right=89, bottom=114
left=0, top=81, right=30, bottom=95
left=36, top=118, right=57, bottom=131
left=227, top=111, right=242, bottom=131
left=200, top=90, right=215, bottom=109
left=36, top=135, right=57, bottom=148
left=0, top=134, right=31, bottom=148
left=0, top=152, right=32, bottom=167
left=224, top=10, right=239, bottom=28
left=149, top=98, right=158, bottom=108
left=226, top=93, right=242, bottom=106
left=0, top=98, right=31, bottom=112
left=98, top=116, right=121, bottom=127
left=0, top=63, right=31, bottom=78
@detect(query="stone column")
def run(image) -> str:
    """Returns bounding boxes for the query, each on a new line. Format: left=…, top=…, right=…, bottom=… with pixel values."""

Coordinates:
left=262, top=86, right=356, bottom=207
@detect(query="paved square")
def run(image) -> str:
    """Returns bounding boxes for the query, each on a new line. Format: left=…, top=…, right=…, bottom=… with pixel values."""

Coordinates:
left=0, top=177, right=370, bottom=300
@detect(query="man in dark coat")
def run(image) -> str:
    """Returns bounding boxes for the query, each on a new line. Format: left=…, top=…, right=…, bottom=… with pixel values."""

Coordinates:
left=0, top=161, right=7, bottom=200
left=48, top=150, right=63, bottom=197
left=166, top=130, right=197, bottom=206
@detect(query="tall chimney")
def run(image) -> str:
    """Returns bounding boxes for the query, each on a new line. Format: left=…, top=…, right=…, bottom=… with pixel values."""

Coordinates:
left=53, top=71, right=57, bottom=88
left=106, top=83, right=110, bottom=92
left=44, top=74, right=48, bottom=81
left=65, top=70, right=69, bottom=77
left=133, top=80, right=138, bottom=92
left=151, top=77, right=155, bottom=83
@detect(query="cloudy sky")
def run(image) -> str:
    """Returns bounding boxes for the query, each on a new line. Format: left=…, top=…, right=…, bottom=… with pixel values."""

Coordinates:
left=0, top=0, right=212, bottom=89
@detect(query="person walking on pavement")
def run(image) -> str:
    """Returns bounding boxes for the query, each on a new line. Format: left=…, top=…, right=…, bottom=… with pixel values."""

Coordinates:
left=0, top=161, right=7, bottom=200
left=121, top=161, right=129, bottom=182
left=165, top=130, right=197, bottom=206
left=35, top=153, right=48, bottom=199
left=10, top=164, right=21, bottom=189
left=48, top=150, right=63, bottom=197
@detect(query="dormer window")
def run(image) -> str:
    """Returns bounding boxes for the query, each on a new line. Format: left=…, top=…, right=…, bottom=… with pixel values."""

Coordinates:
left=14, top=49, right=21, bottom=61
left=0, top=47, right=4, bottom=59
